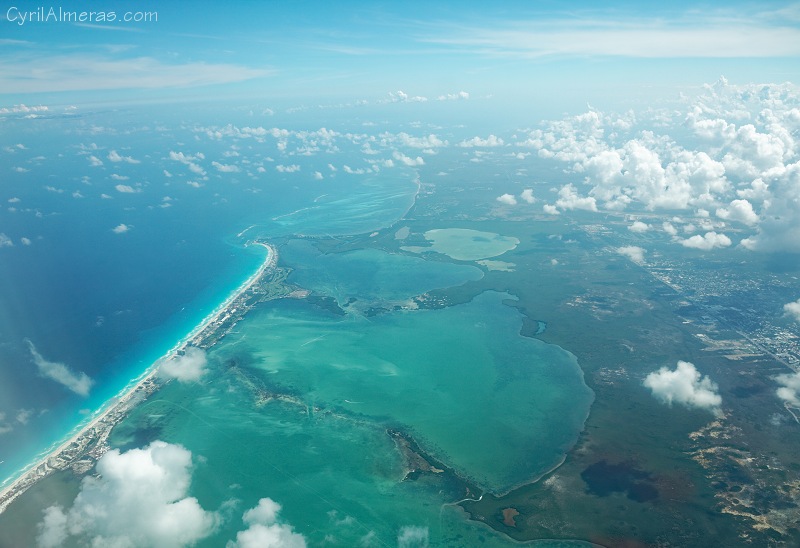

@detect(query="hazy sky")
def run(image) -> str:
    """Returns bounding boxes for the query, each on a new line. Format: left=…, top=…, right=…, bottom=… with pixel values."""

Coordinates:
left=2, top=1, right=800, bottom=109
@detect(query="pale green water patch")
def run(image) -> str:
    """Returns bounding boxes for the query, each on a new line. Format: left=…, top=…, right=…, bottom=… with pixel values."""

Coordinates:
left=404, top=228, right=520, bottom=261
left=395, top=226, right=411, bottom=240
left=477, top=260, right=516, bottom=272
left=281, top=239, right=483, bottom=304
left=264, top=175, right=419, bottom=237
left=400, top=245, right=430, bottom=254
left=234, top=291, right=592, bottom=493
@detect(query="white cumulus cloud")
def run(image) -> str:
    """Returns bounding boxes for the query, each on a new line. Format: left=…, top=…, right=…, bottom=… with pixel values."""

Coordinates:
left=386, top=90, right=427, bottom=103
left=227, top=498, right=306, bottom=548
left=397, top=526, right=429, bottom=548
left=384, top=132, right=447, bottom=149
left=115, top=184, right=138, bottom=193
left=212, top=161, right=240, bottom=173
left=520, top=188, right=535, bottom=203
left=616, top=245, right=646, bottom=264
left=496, top=193, right=517, bottom=205
left=520, top=80, right=800, bottom=252
left=26, top=340, right=93, bottom=397
left=739, top=165, right=800, bottom=252
left=107, top=150, right=140, bottom=164
left=158, top=347, right=209, bottom=383
left=554, top=183, right=598, bottom=212
left=643, top=361, right=722, bottom=414
left=36, top=441, right=217, bottom=548
left=112, top=223, right=130, bottom=234
left=392, top=151, right=425, bottom=166
left=169, top=151, right=202, bottom=163
left=716, top=199, right=759, bottom=226
left=189, top=163, right=207, bottom=176
left=628, top=220, right=650, bottom=233
left=776, top=371, right=800, bottom=407
left=37, top=506, right=67, bottom=547
left=169, top=151, right=208, bottom=177
left=0, top=104, right=49, bottom=114
left=678, top=231, right=732, bottom=250
left=543, top=204, right=560, bottom=215
left=437, top=91, right=469, bottom=101
left=784, top=299, right=800, bottom=322
left=458, top=135, right=504, bottom=147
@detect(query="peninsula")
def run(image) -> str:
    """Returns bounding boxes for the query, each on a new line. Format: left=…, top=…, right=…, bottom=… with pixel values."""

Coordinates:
left=0, top=241, right=291, bottom=515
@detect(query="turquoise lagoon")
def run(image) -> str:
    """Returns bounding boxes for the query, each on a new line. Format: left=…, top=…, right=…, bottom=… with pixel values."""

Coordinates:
left=219, top=290, right=592, bottom=492
left=109, top=241, right=593, bottom=546
left=280, top=238, right=484, bottom=304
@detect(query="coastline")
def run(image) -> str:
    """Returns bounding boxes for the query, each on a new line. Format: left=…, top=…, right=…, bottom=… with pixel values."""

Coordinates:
left=0, top=241, right=278, bottom=515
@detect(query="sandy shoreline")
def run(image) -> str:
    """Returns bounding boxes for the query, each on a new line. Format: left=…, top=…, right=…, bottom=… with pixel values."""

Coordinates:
left=0, top=241, right=277, bottom=515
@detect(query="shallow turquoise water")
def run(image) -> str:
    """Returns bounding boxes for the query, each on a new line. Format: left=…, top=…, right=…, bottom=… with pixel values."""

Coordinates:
left=281, top=238, right=484, bottom=304
left=109, top=286, right=593, bottom=546
left=266, top=174, right=419, bottom=237
left=113, top=372, right=592, bottom=547
left=229, top=291, right=592, bottom=492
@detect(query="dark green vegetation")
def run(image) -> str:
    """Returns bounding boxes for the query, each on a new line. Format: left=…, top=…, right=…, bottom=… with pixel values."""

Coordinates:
left=386, top=158, right=800, bottom=546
